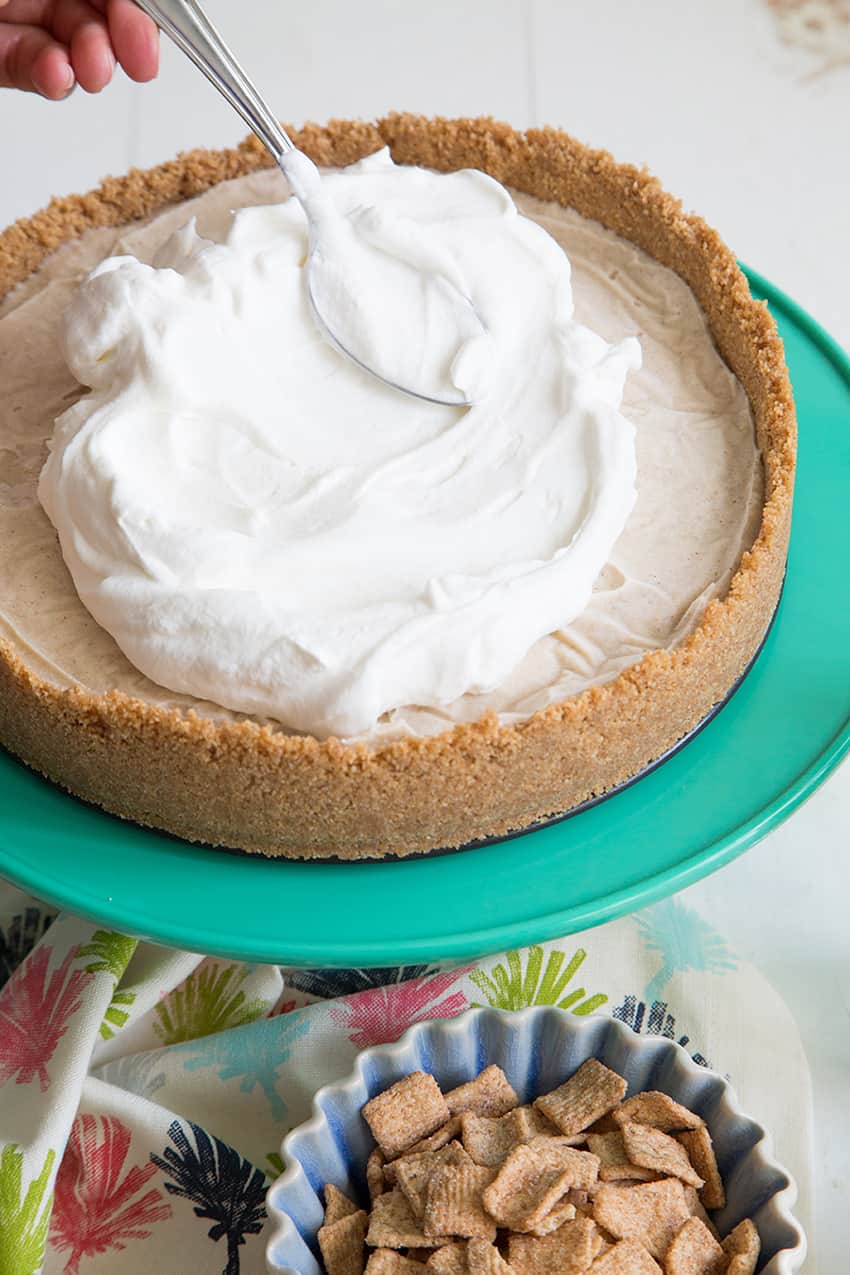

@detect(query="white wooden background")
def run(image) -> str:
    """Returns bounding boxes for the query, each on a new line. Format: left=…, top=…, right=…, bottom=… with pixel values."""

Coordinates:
left=1, top=2, right=848, bottom=1265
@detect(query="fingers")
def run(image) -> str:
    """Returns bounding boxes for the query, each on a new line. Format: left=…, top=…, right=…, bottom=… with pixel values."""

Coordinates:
left=0, top=20, right=74, bottom=97
left=0, top=3, right=54, bottom=22
left=0, top=0, right=159, bottom=95
left=69, top=14, right=114, bottom=90
left=52, top=0, right=114, bottom=91
left=106, top=0, right=158, bottom=82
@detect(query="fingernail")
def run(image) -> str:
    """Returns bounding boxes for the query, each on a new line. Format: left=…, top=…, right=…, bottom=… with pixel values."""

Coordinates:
left=61, top=65, right=75, bottom=96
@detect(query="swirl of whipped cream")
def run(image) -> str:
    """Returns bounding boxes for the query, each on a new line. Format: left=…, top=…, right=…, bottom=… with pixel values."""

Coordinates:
left=39, top=149, right=641, bottom=739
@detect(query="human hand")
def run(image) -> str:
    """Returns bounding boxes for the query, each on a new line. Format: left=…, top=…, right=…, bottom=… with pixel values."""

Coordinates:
left=0, top=0, right=158, bottom=99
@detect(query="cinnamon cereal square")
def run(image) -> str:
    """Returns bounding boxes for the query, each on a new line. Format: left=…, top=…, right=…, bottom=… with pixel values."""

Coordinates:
left=533, top=1060, right=627, bottom=1137
left=364, top=1073, right=451, bottom=1160
left=444, top=1067, right=518, bottom=1119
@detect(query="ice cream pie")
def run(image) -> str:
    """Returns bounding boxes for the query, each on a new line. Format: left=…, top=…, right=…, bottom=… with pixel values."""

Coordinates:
left=0, top=116, right=795, bottom=858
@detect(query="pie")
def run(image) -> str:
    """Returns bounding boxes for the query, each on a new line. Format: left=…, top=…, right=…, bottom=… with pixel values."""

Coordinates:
left=0, top=116, right=795, bottom=859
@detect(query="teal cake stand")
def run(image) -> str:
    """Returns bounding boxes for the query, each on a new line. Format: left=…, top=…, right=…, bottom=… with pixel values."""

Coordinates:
left=1, top=269, right=848, bottom=966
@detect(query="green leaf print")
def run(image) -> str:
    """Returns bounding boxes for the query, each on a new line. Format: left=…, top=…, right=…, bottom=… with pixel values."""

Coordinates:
left=77, top=930, right=137, bottom=983
left=265, top=1152, right=284, bottom=1178
left=0, top=1144, right=56, bottom=1275
left=469, top=946, right=607, bottom=1014
left=99, top=989, right=136, bottom=1040
left=77, top=929, right=138, bottom=1041
left=153, top=962, right=268, bottom=1046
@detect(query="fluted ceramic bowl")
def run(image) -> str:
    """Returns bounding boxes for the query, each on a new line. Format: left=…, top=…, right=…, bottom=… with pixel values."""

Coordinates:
left=265, top=1008, right=805, bottom=1274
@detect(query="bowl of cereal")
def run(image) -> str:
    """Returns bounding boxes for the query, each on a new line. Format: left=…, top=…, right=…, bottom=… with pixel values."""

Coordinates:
left=265, top=1007, right=805, bottom=1275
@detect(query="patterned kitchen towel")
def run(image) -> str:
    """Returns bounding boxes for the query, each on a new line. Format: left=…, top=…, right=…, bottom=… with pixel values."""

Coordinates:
left=0, top=881, right=814, bottom=1275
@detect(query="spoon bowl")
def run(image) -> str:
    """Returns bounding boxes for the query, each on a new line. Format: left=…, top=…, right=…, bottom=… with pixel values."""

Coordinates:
left=133, top=0, right=481, bottom=406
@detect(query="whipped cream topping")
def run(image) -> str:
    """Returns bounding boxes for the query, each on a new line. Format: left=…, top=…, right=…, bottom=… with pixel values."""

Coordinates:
left=282, top=148, right=491, bottom=404
left=0, top=167, right=761, bottom=747
left=38, top=150, right=642, bottom=738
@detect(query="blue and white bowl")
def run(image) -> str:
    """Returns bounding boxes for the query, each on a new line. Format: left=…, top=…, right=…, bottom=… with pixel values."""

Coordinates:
left=266, top=1008, right=805, bottom=1275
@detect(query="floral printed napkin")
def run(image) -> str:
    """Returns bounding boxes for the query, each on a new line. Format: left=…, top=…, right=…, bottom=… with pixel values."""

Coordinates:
left=0, top=880, right=814, bottom=1275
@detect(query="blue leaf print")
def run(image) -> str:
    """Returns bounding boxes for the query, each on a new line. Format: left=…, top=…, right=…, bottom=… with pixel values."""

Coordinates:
left=150, top=1119, right=266, bottom=1275
left=173, top=1009, right=312, bottom=1121
left=613, top=993, right=710, bottom=1068
left=284, top=965, right=437, bottom=999
left=634, top=898, right=737, bottom=1004
left=0, top=907, right=56, bottom=989
left=95, top=1048, right=168, bottom=1098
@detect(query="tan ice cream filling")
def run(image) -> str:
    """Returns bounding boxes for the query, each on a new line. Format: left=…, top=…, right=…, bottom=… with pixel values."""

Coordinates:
left=0, top=168, right=762, bottom=745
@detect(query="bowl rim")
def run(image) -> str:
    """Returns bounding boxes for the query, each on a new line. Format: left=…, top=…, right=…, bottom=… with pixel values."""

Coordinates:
left=265, top=1006, right=806, bottom=1274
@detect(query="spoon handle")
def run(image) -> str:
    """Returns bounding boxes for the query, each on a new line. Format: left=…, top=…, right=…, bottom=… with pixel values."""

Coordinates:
left=133, top=0, right=296, bottom=164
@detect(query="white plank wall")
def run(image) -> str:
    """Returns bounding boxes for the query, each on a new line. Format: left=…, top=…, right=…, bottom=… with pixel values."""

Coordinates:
left=0, top=1, right=847, bottom=1263
left=2, top=0, right=849, bottom=346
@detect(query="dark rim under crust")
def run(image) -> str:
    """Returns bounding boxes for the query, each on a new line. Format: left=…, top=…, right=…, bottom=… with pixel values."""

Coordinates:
left=0, top=116, right=796, bottom=859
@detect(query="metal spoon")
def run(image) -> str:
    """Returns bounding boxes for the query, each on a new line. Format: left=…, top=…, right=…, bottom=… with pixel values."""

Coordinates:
left=132, top=0, right=481, bottom=406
